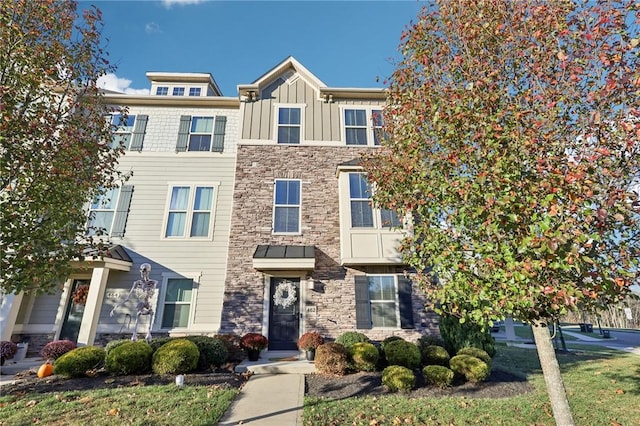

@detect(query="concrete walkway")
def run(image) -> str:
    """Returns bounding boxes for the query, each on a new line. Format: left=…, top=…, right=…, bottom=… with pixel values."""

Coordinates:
left=219, top=374, right=305, bottom=425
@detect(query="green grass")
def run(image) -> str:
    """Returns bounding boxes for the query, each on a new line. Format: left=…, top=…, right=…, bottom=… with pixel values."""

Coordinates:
left=304, top=344, right=640, bottom=426
left=0, top=383, right=238, bottom=425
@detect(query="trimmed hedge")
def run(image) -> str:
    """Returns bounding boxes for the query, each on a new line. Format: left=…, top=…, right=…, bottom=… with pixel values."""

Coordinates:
left=104, top=339, right=131, bottom=356
left=421, top=345, right=450, bottom=367
left=348, top=342, right=379, bottom=372
left=382, top=365, right=415, bottom=392
left=458, top=347, right=492, bottom=366
left=105, top=341, right=153, bottom=375
left=54, top=346, right=105, bottom=378
left=315, top=342, right=349, bottom=376
left=423, top=365, right=454, bottom=388
left=383, top=340, right=421, bottom=369
left=335, top=332, right=369, bottom=349
left=184, top=335, right=229, bottom=371
left=449, top=354, right=490, bottom=383
left=152, top=339, right=199, bottom=375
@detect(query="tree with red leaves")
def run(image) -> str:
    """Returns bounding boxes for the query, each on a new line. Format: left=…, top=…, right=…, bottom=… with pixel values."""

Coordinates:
left=366, top=2, right=638, bottom=424
left=1, top=1, right=127, bottom=295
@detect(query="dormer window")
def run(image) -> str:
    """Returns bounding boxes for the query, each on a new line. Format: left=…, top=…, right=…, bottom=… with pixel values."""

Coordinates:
left=189, top=87, right=201, bottom=97
left=173, top=87, right=185, bottom=96
left=156, top=86, right=168, bottom=96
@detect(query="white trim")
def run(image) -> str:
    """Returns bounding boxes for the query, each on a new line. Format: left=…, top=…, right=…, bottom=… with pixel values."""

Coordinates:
left=155, top=272, right=201, bottom=332
left=161, top=182, right=220, bottom=240
left=367, top=274, right=401, bottom=329
left=272, top=178, right=302, bottom=235
left=273, top=103, right=306, bottom=144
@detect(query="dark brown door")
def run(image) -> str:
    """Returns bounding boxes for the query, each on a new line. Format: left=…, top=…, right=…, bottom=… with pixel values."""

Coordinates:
left=268, top=278, right=300, bottom=350
left=59, top=279, right=89, bottom=342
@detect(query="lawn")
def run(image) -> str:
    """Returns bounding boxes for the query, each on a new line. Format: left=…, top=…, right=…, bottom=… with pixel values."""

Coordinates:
left=304, top=344, right=640, bottom=426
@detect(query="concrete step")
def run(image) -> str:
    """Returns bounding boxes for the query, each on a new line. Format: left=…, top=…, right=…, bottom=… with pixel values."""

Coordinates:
left=234, top=350, right=316, bottom=375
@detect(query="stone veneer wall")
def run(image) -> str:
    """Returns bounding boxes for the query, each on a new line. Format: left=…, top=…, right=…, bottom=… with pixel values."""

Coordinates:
left=220, top=145, right=439, bottom=341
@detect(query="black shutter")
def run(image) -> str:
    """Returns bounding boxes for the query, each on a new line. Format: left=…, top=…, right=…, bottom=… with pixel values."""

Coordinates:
left=354, top=275, right=372, bottom=329
left=111, top=185, right=133, bottom=237
left=176, top=115, right=191, bottom=152
left=129, top=115, right=148, bottom=151
left=398, top=276, right=415, bottom=329
left=212, top=116, right=226, bottom=152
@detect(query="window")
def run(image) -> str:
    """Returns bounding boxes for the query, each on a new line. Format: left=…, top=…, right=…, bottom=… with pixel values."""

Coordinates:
left=345, top=109, right=367, bottom=145
left=173, top=87, right=185, bottom=96
left=277, top=107, right=301, bottom=144
left=176, top=115, right=226, bottom=153
left=273, top=179, right=301, bottom=233
left=189, top=87, right=201, bottom=97
left=165, top=185, right=215, bottom=238
left=161, top=278, right=193, bottom=328
left=110, top=114, right=135, bottom=149
left=87, top=185, right=134, bottom=237
left=349, top=172, right=401, bottom=229
left=344, top=108, right=385, bottom=146
left=156, top=86, right=168, bottom=96
left=349, top=173, right=373, bottom=227
left=355, top=275, right=414, bottom=329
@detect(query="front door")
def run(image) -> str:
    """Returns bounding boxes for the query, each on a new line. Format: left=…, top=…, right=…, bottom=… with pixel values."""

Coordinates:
left=59, top=279, right=90, bottom=342
left=268, top=278, right=300, bottom=350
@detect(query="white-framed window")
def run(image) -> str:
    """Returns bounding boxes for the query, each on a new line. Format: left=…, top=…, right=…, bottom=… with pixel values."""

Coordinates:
left=88, top=187, right=119, bottom=236
left=164, top=184, right=217, bottom=238
left=343, top=108, right=385, bottom=146
left=355, top=275, right=414, bottom=329
left=110, top=114, right=135, bottom=149
left=348, top=172, right=401, bottom=229
left=172, top=87, right=185, bottom=96
left=157, top=273, right=198, bottom=330
left=273, top=179, right=301, bottom=233
left=176, top=115, right=226, bottom=153
left=188, top=116, right=214, bottom=151
left=156, top=86, right=168, bottom=96
left=276, top=106, right=302, bottom=144
left=189, top=87, right=201, bottom=97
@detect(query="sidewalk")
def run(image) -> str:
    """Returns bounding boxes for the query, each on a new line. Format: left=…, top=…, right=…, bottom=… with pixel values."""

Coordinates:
left=219, top=374, right=305, bottom=425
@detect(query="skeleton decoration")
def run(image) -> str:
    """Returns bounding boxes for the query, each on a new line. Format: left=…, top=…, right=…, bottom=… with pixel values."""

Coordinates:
left=110, top=263, right=158, bottom=342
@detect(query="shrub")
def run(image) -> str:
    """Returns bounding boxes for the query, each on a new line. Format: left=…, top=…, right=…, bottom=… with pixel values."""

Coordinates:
left=1, top=341, right=18, bottom=362
left=383, top=340, right=421, bottom=369
left=297, top=332, right=325, bottom=351
left=348, top=342, right=379, bottom=372
left=105, top=341, right=153, bottom=375
left=382, top=365, right=415, bottom=392
left=449, top=354, right=490, bottom=383
left=439, top=315, right=496, bottom=357
left=54, top=346, right=105, bottom=378
left=416, top=334, right=445, bottom=351
left=41, top=340, right=76, bottom=360
left=335, top=331, right=369, bottom=349
left=152, top=338, right=199, bottom=375
left=423, top=365, right=454, bottom=388
left=184, top=335, right=229, bottom=371
left=240, top=333, right=268, bottom=351
left=149, top=337, right=175, bottom=352
left=421, top=345, right=450, bottom=366
left=380, top=336, right=405, bottom=351
left=315, top=342, right=349, bottom=376
left=216, top=334, right=243, bottom=362
left=104, top=339, right=131, bottom=356
left=458, top=347, right=492, bottom=369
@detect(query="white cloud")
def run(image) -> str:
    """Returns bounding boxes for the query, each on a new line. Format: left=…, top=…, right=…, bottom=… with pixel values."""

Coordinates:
left=145, top=22, right=162, bottom=34
left=97, top=73, right=149, bottom=95
left=161, top=0, right=205, bottom=8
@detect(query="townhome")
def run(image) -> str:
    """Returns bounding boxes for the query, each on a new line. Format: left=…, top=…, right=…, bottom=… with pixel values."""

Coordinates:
left=219, top=57, right=437, bottom=350
left=4, top=72, right=240, bottom=354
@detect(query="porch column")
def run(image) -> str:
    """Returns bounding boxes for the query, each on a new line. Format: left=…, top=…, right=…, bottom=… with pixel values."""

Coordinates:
left=76, top=267, right=110, bottom=346
left=0, top=291, right=24, bottom=341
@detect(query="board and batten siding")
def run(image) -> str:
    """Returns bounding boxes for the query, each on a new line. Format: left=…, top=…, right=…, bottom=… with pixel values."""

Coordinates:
left=242, top=75, right=380, bottom=142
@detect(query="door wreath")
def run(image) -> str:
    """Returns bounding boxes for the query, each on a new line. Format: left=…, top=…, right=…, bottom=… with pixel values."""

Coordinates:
left=273, top=281, right=298, bottom=308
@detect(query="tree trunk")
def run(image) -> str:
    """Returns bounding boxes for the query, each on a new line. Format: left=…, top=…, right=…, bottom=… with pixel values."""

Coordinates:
left=531, top=321, right=575, bottom=426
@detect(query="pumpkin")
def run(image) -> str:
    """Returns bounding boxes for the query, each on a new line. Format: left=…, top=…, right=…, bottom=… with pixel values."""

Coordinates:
left=37, top=363, right=54, bottom=378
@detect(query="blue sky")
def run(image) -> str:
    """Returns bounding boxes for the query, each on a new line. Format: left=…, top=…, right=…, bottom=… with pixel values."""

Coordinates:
left=86, top=0, right=424, bottom=96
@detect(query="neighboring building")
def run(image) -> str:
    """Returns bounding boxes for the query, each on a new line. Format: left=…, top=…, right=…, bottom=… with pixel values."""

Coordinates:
left=5, top=72, right=240, bottom=353
left=219, top=57, right=437, bottom=349
left=3, top=58, right=437, bottom=355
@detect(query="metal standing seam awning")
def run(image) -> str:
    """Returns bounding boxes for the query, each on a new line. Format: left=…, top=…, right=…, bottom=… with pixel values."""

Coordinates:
left=252, top=245, right=315, bottom=270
